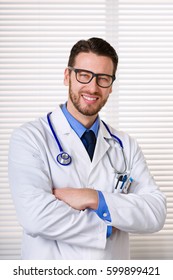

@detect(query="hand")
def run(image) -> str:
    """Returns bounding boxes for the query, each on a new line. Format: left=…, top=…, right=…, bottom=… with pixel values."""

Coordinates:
left=53, top=188, right=98, bottom=211
left=112, top=227, right=117, bottom=234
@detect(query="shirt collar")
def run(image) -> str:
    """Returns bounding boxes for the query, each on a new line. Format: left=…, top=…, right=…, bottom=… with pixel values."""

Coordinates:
left=61, top=103, right=99, bottom=138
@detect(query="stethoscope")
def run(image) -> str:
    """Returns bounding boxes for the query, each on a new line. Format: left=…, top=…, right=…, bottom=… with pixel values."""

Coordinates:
left=47, top=112, right=128, bottom=174
left=47, top=112, right=72, bottom=166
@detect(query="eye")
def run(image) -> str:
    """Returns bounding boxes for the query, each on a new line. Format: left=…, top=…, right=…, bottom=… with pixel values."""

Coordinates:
left=98, top=76, right=111, bottom=82
left=77, top=71, right=92, bottom=81
left=80, top=73, right=89, bottom=78
left=99, top=77, right=108, bottom=81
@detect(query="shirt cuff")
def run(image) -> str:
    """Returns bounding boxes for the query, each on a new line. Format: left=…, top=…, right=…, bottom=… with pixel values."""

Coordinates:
left=107, top=225, right=112, bottom=238
left=94, top=191, right=112, bottom=238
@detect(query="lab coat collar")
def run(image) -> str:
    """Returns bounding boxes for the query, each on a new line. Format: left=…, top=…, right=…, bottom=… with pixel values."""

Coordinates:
left=51, top=105, right=112, bottom=139
left=51, top=105, right=72, bottom=135
left=99, top=119, right=113, bottom=140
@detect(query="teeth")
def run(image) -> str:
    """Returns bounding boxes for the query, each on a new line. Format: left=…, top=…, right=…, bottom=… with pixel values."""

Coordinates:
left=83, top=95, right=97, bottom=101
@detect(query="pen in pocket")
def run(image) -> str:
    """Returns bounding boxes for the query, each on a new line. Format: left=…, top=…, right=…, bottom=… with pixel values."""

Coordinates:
left=122, top=177, right=133, bottom=194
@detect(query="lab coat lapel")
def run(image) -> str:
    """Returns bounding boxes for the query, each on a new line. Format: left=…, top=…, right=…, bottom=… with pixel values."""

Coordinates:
left=50, top=106, right=71, bottom=136
left=50, top=106, right=93, bottom=184
left=91, top=120, right=112, bottom=170
left=70, top=130, right=93, bottom=183
left=50, top=106, right=89, bottom=162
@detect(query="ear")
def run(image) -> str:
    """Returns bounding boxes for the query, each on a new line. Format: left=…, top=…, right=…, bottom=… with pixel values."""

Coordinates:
left=109, top=86, right=113, bottom=94
left=64, top=68, right=70, bottom=86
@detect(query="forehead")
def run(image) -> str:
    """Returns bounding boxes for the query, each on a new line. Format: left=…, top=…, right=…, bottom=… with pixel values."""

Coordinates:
left=74, top=52, right=114, bottom=75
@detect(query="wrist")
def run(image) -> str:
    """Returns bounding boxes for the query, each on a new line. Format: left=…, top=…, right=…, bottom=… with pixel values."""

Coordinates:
left=90, top=189, right=99, bottom=210
left=85, top=189, right=98, bottom=210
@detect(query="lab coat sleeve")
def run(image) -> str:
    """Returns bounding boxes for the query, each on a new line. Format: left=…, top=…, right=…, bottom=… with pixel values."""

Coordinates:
left=8, top=125, right=107, bottom=249
left=102, top=136, right=167, bottom=234
left=94, top=191, right=112, bottom=237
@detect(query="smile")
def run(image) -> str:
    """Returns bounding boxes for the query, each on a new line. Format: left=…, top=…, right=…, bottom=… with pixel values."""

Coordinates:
left=83, top=95, right=98, bottom=101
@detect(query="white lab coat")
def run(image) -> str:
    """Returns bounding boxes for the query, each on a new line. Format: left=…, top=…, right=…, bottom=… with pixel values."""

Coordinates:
left=8, top=105, right=166, bottom=259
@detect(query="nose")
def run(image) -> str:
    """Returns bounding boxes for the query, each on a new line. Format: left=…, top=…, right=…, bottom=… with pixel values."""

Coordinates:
left=86, top=76, right=99, bottom=92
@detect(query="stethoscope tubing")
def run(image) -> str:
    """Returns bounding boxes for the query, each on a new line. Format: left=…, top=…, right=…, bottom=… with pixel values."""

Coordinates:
left=102, top=120, right=127, bottom=174
left=101, top=120, right=124, bottom=149
left=47, top=112, right=127, bottom=173
left=47, top=112, right=63, bottom=153
left=47, top=112, right=72, bottom=165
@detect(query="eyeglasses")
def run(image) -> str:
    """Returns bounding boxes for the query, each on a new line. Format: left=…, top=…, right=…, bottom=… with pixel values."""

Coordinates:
left=68, top=66, right=115, bottom=88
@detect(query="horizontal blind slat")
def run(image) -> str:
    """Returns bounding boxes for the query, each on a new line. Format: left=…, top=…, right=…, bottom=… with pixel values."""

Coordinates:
left=119, top=0, right=173, bottom=259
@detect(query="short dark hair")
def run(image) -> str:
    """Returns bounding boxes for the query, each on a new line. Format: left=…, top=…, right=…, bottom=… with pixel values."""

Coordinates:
left=68, top=37, right=118, bottom=75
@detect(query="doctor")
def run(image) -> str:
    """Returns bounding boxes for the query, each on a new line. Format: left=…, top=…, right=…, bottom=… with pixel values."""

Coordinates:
left=8, top=37, right=166, bottom=260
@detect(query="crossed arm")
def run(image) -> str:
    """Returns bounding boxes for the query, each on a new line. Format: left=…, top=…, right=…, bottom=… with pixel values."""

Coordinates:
left=53, top=187, right=99, bottom=211
left=53, top=187, right=117, bottom=235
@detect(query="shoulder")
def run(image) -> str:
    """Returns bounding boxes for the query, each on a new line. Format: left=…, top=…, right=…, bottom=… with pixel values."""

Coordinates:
left=102, top=121, right=137, bottom=144
left=10, top=114, right=48, bottom=147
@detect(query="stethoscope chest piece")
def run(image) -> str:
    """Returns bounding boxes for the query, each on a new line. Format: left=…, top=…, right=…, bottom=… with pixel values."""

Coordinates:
left=57, top=152, right=72, bottom=166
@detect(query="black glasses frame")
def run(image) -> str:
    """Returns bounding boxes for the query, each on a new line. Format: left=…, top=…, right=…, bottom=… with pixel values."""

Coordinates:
left=68, top=66, right=115, bottom=88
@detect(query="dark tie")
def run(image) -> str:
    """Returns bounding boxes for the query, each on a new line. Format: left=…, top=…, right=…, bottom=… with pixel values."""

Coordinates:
left=81, top=130, right=96, bottom=161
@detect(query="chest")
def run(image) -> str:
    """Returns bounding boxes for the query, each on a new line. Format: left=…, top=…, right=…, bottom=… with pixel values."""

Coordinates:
left=45, top=134, right=128, bottom=193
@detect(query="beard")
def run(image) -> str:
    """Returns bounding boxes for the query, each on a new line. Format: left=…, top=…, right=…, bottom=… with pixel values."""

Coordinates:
left=68, top=81, right=109, bottom=117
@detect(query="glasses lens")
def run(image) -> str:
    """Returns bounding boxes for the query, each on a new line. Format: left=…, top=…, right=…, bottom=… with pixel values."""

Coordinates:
left=76, top=70, right=92, bottom=83
left=97, top=75, right=113, bottom=88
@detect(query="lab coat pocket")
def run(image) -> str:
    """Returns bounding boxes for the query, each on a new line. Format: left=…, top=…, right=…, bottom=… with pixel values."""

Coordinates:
left=114, top=174, right=134, bottom=194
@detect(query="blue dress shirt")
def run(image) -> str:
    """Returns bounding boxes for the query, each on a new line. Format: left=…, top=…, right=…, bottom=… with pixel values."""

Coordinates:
left=61, top=103, right=112, bottom=238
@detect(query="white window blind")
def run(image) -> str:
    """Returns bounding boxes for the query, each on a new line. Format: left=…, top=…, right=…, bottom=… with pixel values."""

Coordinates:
left=118, top=0, right=173, bottom=259
left=0, top=0, right=172, bottom=260
left=0, top=0, right=119, bottom=260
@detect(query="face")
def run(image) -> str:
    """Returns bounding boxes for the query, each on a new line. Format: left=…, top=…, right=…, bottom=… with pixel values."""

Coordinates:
left=64, top=52, right=114, bottom=123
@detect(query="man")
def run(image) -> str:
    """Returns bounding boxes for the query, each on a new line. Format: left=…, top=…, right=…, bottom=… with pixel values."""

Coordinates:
left=8, top=37, right=166, bottom=259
